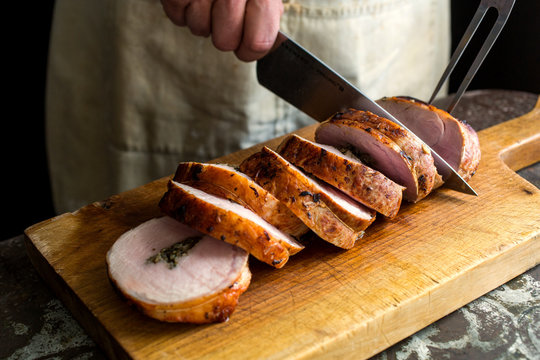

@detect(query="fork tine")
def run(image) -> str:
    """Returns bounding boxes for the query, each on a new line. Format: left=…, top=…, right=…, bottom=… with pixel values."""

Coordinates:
left=428, top=1, right=489, bottom=104
left=446, top=0, right=516, bottom=113
left=428, top=0, right=516, bottom=112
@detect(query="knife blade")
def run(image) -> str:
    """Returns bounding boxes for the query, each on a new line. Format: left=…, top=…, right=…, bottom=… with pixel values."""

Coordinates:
left=256, top=32, right=477, bottom=196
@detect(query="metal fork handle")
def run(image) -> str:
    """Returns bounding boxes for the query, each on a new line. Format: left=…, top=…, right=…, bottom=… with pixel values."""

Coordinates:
left=429, top=0, right=515, bottom=113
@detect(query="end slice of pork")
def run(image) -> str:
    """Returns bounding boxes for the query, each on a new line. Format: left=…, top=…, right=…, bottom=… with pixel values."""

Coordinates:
left=106, top=216, right=251, bottom=323
left=239, top=146, right=376, bottom=249
left=277, top=134, right=404, bottom=218
left=159, top=181, right=303, bottom=268
left=173, top=162, right=308, bottom=238
left=377, top=96, right=481, bottom=181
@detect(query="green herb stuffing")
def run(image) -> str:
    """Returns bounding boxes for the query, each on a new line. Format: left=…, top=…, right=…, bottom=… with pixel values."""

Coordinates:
left=146, top=236, right=201, bottom=269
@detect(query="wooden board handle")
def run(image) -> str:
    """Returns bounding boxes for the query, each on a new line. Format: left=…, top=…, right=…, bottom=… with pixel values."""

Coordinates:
left=482, top=96, right=540, bottom=171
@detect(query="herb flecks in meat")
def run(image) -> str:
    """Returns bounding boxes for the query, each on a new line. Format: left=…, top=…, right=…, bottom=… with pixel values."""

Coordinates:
left=339, top=146, right=375, bottom=168
left=146, top=236, right=201, bottom=269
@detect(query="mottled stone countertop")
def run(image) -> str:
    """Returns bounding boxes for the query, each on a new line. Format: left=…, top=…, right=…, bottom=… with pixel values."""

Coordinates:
left=1, top=90, right=538, bottom=359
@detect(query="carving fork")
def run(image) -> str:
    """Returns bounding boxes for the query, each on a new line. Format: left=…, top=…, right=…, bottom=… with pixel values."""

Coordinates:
left=429, top=0, right=516, bottom=113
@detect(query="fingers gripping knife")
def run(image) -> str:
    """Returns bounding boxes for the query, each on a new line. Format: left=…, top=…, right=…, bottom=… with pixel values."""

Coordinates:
left=256, top=0, right=515, bottom=196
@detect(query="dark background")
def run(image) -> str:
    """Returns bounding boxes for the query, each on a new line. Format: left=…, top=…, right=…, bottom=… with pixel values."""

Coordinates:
left=449, top=0, right=539, bottom=94
left=2, top=0, right=539, bottom=240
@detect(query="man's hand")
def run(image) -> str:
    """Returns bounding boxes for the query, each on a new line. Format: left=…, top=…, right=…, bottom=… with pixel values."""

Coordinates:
left=161, top=0, right=283, bottom=62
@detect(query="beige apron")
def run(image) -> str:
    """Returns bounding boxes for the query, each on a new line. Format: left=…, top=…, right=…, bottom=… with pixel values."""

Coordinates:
left=46, top=0, right=450, bottom=213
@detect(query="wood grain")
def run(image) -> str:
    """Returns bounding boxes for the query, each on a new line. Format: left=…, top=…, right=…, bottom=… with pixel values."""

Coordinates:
left=25, top=98, right=540, bottom=360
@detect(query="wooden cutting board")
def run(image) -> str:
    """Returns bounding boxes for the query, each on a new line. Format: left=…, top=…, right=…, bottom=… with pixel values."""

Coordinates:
left=25, top=98, right=540, bottom=360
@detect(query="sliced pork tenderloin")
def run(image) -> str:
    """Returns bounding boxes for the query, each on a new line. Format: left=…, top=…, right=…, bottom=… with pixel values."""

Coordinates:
left=159, top=181, right=303, bottom=268
left=324, top=110, right=443, bottom=201
left=315, top=112, right=429, bottom=202
left=239, top=147, right=376, bottom=249
left=173, top=162, right=308, bottom=238
left=277, top=134, right=404, bottom=218
left=377, top=96, right=481, bottom=181
left=106, top=216, right=251, bottom=323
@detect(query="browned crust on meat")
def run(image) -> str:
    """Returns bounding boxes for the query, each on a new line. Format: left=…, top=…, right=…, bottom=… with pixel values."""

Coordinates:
left=159, top=181, right=291, bottom=268
left=109, top=261, right=251, bottom=323
left=174, top=162, right=308, bottom=239
left=390, top=96, right=481, bottom=181
left=316, top=116, right=419, bottom=202
left=458, top=123, right=481, bottom=181
left=239, top=147, right=376, bottom=249
left=332, top=110, right=443, bottom=201
left=277, top=135, right=404, bottom=218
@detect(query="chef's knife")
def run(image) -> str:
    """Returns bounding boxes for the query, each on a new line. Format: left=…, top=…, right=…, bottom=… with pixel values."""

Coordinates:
left=256, top=32, right=477, bottom=196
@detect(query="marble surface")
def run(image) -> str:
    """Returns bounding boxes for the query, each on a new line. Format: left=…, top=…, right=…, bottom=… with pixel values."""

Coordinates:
left=375, top=266, right=540, bottom=360
left=1, top=90, right=538, bottom=359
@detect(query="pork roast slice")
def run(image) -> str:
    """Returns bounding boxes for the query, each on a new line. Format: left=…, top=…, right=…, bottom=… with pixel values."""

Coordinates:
left=277, top=134, right=404, bottom=218
left=377, top=96, right=481, bottom=181
left=239, top=146, right=376, bottom=249
left=326, top=110, right=442, bottom=201
left=173, top=162, right=308, bottom=238
left=316, top=113, right=422, bottom=202
left=106, top=216, right=251, bottom=323
left=159, top=181, right=303, bottom=268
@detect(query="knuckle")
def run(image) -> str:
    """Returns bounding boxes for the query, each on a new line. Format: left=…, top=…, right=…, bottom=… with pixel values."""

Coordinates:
left=190, top=26, right=211, bottom=37
left=161, top=0, right=190, bottom=26
left=245, top=38, right=273, bottom=54
left=213, top=36, right=238, bottom=52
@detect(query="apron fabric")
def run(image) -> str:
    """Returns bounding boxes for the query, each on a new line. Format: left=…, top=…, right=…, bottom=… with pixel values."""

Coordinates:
left=46, top=0, right=450, bottom=213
